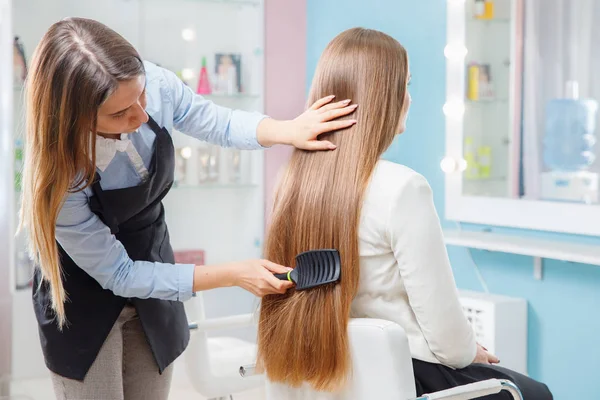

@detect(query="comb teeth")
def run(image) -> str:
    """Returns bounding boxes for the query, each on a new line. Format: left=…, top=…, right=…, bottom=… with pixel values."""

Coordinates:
left=294, top=249, right=341, bottom=290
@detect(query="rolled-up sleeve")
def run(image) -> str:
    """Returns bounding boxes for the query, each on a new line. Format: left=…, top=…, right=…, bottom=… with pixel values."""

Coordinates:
left=160, top=66, right=267, bottom=150
left=55, top=189, right=195, bottom=302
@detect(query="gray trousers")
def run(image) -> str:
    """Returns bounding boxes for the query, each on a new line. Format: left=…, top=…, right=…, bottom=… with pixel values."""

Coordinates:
left=50, top=305, right=174, bottom=400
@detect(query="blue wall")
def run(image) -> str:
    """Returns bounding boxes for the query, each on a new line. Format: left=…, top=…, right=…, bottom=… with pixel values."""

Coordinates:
left=306, top=1, right=600, bottom=398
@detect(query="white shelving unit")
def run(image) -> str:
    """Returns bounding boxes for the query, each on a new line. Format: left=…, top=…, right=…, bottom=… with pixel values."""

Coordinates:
left=444, top=228, right=600, bottom=279
left=6, top=0, right=266, bottom=390
left=461, top=0, right=518, bottom=199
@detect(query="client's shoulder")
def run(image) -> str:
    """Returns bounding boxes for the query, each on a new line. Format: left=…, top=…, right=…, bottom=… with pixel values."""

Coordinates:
left=372, top=160, right=428, bottom=187
left=366, top=160, right=431, bottom=204
left=361, top=161, right=433, bottom=227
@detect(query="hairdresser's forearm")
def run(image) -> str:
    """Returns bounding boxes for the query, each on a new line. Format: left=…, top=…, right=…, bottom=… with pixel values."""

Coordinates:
left=256, top=118, right=294, bottom=147
left=114, top=262, right=237, bottom=299
left=192, top=264, right=237, bottom=292
left=98, top=258, right=196, bottom=302
left=106, top=260, right=236, bottom=300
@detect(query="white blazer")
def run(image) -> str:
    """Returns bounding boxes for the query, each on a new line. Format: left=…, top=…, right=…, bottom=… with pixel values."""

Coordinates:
left=351, top=160, right=477, bottom=369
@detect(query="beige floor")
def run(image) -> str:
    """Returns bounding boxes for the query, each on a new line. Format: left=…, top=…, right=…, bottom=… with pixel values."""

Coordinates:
left=8, top=371, right=266, bottom=400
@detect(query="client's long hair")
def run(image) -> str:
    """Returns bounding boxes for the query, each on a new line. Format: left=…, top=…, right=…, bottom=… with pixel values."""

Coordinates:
left=257, top=28, right=410, bottom=392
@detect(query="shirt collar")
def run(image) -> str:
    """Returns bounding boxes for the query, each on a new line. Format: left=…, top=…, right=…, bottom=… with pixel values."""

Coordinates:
left=95, top=134, right=131, bottom=172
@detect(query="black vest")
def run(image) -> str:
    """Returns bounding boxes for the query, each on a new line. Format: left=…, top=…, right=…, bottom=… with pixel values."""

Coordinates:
left=32, top=116, right=190, bottom=380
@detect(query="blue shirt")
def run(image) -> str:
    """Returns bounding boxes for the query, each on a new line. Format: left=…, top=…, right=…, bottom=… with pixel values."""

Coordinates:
left=55, top=61, right=266, bottom=302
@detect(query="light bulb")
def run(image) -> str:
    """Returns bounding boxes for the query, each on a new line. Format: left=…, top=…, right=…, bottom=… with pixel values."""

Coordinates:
left=181, top=68, right=195, bottom=81
left=443, top=100, right=465, bottom=119
left=444, top=44, right=468, bottom=60
left=180, top=147, right=192, bottom=159
left=440, top=157, right=458, bottom=174
left=458, top=158, right=468, bottom=172
left=181, top=29, right=196, bottom=42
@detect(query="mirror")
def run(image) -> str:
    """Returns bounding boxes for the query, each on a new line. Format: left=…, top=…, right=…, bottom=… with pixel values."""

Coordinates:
left=460, top=0, right=600, bottom=205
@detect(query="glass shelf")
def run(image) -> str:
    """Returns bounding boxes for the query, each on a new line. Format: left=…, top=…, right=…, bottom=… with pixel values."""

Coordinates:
left=466, top=98, right=509, bottom=105
left=172, top=183, right=259, bottom=190
left=202, top=93, right=260, bottom=99
left=471, top=18, right=511, bottom=24
left=464, top=176, right=508, bottom=182
left=170, top=0, right=260, bottom=6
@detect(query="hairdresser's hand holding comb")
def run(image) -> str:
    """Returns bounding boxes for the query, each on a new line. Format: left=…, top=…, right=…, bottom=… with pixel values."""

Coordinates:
left=256, top=95, right=357, bottom=150
left=230, top=260, right=294, bottom=297
left=192, top=260, right=293, bottom=297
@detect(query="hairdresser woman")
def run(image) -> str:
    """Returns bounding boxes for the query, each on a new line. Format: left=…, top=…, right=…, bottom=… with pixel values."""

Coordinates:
left=19, top=17, right=356, bottom=400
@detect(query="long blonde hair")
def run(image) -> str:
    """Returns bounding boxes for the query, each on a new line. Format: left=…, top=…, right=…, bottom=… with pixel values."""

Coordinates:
left=19, top=18, right=145, bottom=327
left=257, top=28, right=409, bottom=392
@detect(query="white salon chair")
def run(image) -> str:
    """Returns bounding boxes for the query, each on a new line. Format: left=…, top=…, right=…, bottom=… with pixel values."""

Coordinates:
left=185, top=292, right=263, bottom=400
left=242, top=318, right=523, bottom=400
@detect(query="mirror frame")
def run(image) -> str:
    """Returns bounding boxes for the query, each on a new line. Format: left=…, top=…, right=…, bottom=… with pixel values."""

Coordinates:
left=444, top=0, right=600, bottom=237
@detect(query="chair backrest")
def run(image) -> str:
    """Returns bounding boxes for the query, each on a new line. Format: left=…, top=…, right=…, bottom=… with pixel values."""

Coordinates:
left=265, top=318, right=417, bottom=400
left=183, top=292, right=264, bottom=399
left=184, top=293, right=212, bottom=378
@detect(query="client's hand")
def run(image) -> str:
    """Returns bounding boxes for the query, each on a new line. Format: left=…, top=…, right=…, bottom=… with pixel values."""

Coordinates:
left=472, top=343, right=500, bottom=365
left=230, top=259, right=294, bottom=297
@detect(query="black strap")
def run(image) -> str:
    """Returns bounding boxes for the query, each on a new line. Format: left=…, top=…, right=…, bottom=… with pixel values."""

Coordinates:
left=146, top=115, right=163, bottom=135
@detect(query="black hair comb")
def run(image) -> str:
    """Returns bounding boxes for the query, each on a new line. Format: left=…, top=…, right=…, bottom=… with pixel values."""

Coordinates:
left=274, top=249, right=341, bottom=290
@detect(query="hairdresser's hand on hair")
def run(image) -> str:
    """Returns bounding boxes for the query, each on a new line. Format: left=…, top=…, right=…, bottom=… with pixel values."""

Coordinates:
left=228, top=259, right=294, bottom=297
left=472, top=343, right=500, bottom=365
left=256, top=95, right=357, bottom=150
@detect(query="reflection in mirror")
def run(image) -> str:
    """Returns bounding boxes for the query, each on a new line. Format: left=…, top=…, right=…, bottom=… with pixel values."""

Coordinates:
left=523, top=0, right=600, bottom=205
left=461, top=0, right=600, bottom=205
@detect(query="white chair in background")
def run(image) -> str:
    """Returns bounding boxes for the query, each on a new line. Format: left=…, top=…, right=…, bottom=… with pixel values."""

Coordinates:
left=241, top=318, right=523, bottom=400
left=184, top=292, right=263, bottom=400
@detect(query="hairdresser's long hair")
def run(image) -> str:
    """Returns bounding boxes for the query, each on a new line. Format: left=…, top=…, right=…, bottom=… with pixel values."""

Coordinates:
left=257, top=28, right=409, bottom=392
left=19, top=18, right=145, bottom=328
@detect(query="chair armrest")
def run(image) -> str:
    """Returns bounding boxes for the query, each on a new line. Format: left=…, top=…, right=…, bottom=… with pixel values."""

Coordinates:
left=416, top=379, right=523, bottom=400
left=188, top=313, right=255, bottom=332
